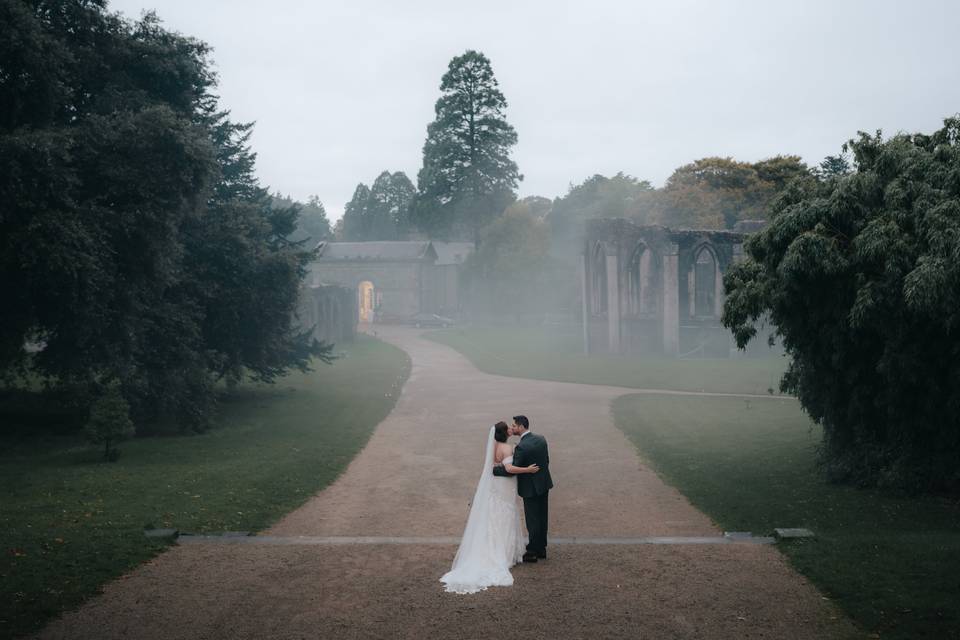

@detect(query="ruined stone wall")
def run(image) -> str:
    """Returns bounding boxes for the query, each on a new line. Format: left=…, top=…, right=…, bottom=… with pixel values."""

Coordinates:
left=582, top=219, right=746, bottom=357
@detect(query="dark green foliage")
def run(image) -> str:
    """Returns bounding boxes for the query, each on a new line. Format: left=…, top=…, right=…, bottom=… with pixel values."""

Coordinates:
left=341, top=183, right=371, bottom=240
left=816, top=153, right=853, bottom=179
left=548, top=173, right=654, bottom=258
left=0, top=1, right=328, bottom=431
left=83, top=383, right=134, bottom=461
left=341, top=171, right=416, bottom=240
left=272, top=193, right=332, bottom=246
left=411, top=50, right=519, bottom=243
left=723, top=117, right=960, bottom=492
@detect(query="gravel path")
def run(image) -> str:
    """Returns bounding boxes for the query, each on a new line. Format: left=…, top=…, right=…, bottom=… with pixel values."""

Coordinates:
left=34, top=327, right=861, bottom=640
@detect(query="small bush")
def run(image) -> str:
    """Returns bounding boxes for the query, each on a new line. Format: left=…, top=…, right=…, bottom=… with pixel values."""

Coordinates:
left=84, top=383, right=135, bottom=461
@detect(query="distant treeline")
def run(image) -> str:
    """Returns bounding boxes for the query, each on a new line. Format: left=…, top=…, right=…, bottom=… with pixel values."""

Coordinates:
left=331, top=48, right=850, bottom=246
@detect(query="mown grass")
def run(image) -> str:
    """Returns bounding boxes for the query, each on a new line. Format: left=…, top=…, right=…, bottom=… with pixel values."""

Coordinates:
left=425, top=327, right=787, bottom=395
left=612, top=394, right=960, bottom=640
left=431, top=327, right=959, bottom=638
left=0, top=336, right=410, bottom=640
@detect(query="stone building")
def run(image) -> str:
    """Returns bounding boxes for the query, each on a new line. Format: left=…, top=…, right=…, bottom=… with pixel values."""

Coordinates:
left=307, top=241, right=473, bottom=323
left=431, top=241, right=474, bottom=317
left=295, top=283, right=357, bottom=345
left=581, top=218, right=746, bottom=357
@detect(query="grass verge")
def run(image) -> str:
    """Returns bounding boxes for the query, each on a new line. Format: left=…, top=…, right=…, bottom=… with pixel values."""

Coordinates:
left=612, top=394, right=960, bottom=640
left=425, top=327, right=787, bottom=395
left=0, top=335, right=410, bottom=640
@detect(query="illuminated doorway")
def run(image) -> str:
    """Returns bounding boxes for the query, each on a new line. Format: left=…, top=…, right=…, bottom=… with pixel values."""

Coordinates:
left=358, top=280, right=375, bottom=322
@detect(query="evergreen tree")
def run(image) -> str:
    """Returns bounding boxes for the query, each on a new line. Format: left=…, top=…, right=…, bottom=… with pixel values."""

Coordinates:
left=367, top=171, right=416, bottom=239
left=0, top=2, right=328, bottom=431
left=341, top=183, right=371, bottom=241
left=340, top=172, right=415, bottom=240
left=412, top=50, right=520, bottom=244
left=816, top=153, right=852, bottom=178
left=271, top=193, right=332, bottom=245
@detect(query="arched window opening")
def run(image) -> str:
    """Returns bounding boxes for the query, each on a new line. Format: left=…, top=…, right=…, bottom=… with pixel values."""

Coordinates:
left=691, top=247, right=716, bottom=317
left=627, top=245, right=654, bottom=316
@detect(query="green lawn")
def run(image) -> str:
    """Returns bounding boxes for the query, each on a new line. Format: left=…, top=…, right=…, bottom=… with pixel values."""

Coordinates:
left=612, top=394, right=960, bottom=640
left=426, top=327, right=788, bottom=395
left=0, top=336, right=410, bottom=640
left=431, top=326, right=960, bottom=638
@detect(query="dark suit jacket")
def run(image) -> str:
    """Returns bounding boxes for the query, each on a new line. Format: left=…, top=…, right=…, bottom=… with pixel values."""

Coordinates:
left=492, top=432, right=553, bottom=498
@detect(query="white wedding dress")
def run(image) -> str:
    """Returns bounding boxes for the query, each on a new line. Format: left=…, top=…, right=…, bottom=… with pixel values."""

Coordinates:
left=440, top=427, right=525, bottom=594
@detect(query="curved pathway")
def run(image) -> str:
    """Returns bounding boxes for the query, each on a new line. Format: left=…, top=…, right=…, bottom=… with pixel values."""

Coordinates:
left=36, top=328, right=860, bottom=640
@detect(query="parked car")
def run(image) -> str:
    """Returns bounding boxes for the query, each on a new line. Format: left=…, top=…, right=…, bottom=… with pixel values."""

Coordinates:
left=409, top=313, right=455, bottom=328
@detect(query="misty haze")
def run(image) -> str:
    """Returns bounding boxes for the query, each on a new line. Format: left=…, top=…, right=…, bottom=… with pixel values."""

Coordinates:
left=2, top=1, right=959, bottom=639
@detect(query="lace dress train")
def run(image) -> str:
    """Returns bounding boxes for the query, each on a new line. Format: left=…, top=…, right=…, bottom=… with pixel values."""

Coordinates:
left=440, top=436, right=526, bottom=594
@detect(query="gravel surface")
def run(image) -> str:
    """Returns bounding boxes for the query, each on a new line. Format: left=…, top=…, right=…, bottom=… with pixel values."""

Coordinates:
left=33, top=328, right=861, bottom=640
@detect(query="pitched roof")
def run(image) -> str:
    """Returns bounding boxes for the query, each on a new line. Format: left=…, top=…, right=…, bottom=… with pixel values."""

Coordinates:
left=431, top=241, right=474, bottom=266
left=313, top=241, right=437, bottom=262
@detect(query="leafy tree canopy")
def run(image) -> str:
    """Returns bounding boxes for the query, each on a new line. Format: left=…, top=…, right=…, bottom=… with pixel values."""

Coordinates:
left=653, top=156, right=812, bottom=229
left=340, top=171, right=415, bottom=241
left=412, top=50, right=520, bottom=244
left=548, top=173, right=654, bottom=252
left=0, top=1, right=327, bottom=430
left=723, top=117, right=960, bottom=492
left=272, top=193, right=332, bottom=246
left=462, top=206, right=568, bottom=321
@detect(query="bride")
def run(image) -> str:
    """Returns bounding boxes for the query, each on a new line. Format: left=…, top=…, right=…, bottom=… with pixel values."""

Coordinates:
left=441, top=421, right=540, bottom=594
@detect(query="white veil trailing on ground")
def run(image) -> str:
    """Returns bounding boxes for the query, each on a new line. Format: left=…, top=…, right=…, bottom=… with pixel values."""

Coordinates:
left=440, top=426, right=514, bottom=594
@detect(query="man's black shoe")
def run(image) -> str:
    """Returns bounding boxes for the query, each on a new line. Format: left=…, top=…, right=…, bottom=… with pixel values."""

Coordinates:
left=521, top=552, right=538, bottom=563
left=536, top=552, right=547, bottom=559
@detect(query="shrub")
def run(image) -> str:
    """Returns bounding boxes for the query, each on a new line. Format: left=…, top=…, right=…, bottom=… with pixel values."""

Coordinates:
left=723, top=117, right=960, bottom=492
left=84, top=384, right=135, bottom=461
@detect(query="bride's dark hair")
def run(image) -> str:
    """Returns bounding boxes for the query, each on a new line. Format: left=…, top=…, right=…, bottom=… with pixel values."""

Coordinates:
left=493, top=421, right=509, bottom=443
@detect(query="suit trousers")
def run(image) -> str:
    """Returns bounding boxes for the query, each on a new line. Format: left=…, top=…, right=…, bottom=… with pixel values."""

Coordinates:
left=522, top=492, right=549, bottom=555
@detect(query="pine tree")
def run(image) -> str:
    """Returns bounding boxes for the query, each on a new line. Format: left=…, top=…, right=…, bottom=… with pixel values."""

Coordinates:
left=341, top=183, right=371, bottom=241
left=367, top=171, right=416, bottom=239
left=412, top=50, right=520, bottom=244
left=341, top=172, right=415, bottom=240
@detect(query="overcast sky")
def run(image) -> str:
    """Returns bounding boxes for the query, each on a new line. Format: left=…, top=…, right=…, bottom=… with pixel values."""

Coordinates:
left=109, top=0, right=960, bottom=220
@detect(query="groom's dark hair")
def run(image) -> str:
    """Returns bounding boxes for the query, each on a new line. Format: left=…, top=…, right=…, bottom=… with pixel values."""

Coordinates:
left=513, top=415, right=529, bottom=430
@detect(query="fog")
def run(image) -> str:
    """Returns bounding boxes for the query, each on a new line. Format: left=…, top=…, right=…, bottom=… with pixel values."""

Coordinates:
left=7, top=4, right=960, bottom=635
left=108, top=0, right=960, bottom=220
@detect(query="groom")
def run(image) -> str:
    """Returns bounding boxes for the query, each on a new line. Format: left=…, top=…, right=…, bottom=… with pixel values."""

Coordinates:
left=493, top=415, right=553, bottom=562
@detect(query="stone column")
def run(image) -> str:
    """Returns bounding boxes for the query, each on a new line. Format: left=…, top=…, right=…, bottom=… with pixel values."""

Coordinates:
left=606, top=251, right=620, bottom=353
left=715, top=261, right=724, bottom=317
left=580, top=253, right=590, bottom=355
left=661, top=243, right=680, bottom=355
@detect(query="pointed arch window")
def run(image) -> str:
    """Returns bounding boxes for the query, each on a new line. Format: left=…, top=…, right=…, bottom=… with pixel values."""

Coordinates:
left=692, top=247, right=717, bottom=317
left=627, top=245, right=654, bottom=316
